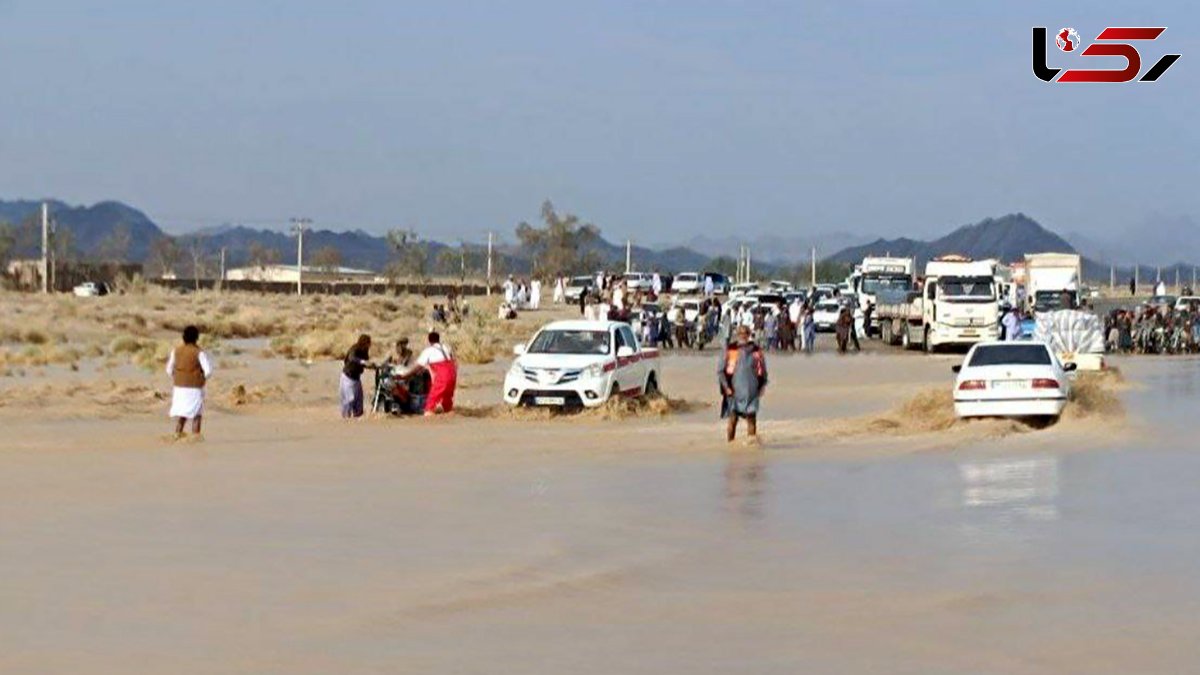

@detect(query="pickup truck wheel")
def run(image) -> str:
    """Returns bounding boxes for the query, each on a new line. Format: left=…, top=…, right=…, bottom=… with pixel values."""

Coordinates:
left=644, top=373, right=659, bottom=397
left=923, top=327, right=934, bottom=354
left=901, top=327, right=913, bottom=350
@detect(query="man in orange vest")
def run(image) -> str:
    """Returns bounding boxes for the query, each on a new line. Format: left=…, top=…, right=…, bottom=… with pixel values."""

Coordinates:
left=165, top=325, right=213, bottom=439
left=718, top=325, right=768, bottom=444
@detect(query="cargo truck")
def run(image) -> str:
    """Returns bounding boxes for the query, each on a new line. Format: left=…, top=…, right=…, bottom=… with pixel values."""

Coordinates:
left=849, top=256, right=915, bottom=335
left=1024, top=253, right=1082, bottom=314
left=875, top=256, right=1002, bottom=352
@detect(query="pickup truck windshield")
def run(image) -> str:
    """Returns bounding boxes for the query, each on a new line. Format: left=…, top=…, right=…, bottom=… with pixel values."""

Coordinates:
left=938, top=276, right=995, bottom=302
left=861, top=274, right=913, bottom=295
left=528, top=330, right=611, bottom=355
left=568, top=277, right=591, bottom=287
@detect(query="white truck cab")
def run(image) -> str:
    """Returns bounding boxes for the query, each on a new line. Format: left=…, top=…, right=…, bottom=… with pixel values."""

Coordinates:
left=876, top=256, right=1001, bottom=352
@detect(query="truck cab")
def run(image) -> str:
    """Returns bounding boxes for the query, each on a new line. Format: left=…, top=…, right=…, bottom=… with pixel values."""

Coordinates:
left=874, top=256, right=1001, bottom=352
left=851, top=256, right=916, bottom=334
left=921, top=272, right=1001, bottom=350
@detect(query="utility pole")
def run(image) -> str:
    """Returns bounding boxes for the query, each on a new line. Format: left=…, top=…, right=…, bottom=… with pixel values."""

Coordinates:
left=810, top=246, right=817, bottom=288
left=1110, top=264, right=1115, bottom=293
left=1175, top=267, right=1181, bottom=293
left=625, top=239, right=632, bottom=274
left=40, top=202, right=49, bottom=294
left=736, top=246, right=743, bottom=284
left=290, top=217, right=310, bottom=296
left=486, top=231, right=494, bottom=296
left=219, top=247, right=227, bottom=288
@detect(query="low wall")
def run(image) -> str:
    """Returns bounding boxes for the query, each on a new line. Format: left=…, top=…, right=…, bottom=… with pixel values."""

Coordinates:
left=149, top=278, right=496, bottom=297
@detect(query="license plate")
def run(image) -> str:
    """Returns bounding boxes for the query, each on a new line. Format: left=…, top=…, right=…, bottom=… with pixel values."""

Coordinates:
left=991, top=380, right=1029, bottom=390
left=533, top=396, right=566, bottom=406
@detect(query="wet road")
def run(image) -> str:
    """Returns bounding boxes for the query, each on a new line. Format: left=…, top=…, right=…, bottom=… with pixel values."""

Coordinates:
left=3, top=358, right=1199, bottom=674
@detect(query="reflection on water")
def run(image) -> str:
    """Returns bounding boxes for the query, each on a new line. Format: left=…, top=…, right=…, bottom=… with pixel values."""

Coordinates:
left=958, top=457, right=1060, bottom=522
left=723, top=453, right=767, bottom=520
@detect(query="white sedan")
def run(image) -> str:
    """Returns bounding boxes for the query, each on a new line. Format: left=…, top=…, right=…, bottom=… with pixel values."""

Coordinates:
left=503, top=320, right=660, bottom=409
left=952, top=341, right=1076, bottom=419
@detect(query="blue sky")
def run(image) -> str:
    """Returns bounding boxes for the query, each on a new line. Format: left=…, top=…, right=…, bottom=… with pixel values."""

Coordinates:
left=1, top=0, right=1196, bottom=252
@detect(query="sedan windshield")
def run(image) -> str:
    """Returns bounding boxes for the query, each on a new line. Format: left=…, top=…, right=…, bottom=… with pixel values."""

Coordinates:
left=527, top=330, right=610, bottom=355
left=969, top=344, right=1051, bottom=367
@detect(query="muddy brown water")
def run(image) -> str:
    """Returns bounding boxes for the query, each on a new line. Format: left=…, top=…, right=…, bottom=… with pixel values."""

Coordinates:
left=0, top=354, right=1196, bottom=674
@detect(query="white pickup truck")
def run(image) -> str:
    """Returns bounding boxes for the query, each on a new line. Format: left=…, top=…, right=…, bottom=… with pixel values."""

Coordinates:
left=503, top=320, right=661, bottom=408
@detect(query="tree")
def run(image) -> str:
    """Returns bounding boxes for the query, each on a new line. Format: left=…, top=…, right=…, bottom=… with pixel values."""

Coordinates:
left=311, top=245, right=342, bottom=274
left=0, top=223, right=14, bottom=268
left=149, top=236, right=182, bottom=278
left=705, top=256, right=739, bottom=277
left=385, top=228, right=429, bottom=282
left=247, top=242, right=281, bottom=271
left=514, top=200, right=602, bottom=277
left=434, top=247, right=459, bottom=277
left=182, top=236, right=208, bottom=290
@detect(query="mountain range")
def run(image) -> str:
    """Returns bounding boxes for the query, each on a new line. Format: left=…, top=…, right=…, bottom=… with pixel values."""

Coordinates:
left=2, top=199, right=1196, bottom=284
left=0, top=199, right=712, bottom=275
left=826, top=213, right=1078, bottom=266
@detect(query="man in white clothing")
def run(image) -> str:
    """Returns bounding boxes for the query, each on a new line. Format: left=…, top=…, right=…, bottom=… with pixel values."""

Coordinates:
left=165, top=325, right=213, bottom=439
left=530, top=279, right=542, bottom=310
left=503, top=276, right=516, bottom=304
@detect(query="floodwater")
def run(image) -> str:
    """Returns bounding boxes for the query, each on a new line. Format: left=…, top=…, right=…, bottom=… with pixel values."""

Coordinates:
left=2, top=358, right=1199, bottom=673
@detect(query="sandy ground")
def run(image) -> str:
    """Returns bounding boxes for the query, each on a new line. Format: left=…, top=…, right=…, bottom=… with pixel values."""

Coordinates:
left=3, top=292, right=1183, bottom=674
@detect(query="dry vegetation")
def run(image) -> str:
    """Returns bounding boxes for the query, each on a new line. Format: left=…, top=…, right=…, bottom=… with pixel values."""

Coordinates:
left=0, top=287, right=543, bottom=379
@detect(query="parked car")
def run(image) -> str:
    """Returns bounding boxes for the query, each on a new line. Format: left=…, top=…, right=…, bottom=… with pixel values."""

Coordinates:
left=676, top=298, right=704, bottom=323
left=729, top=282, right=759, bottom=298
left=1146, top=295, right=1177, bottom=310
left=673, top=272, right=702, bottom=295
left=702, top=272, right=732, bottom=295
left=812, top=299, right=841, bottom=331
left=563, top=276, right=594, bottom=302
left=1174, top=296, right=1200, bottom=312
left=810, top=284, right=838, bottom=303
left=746, top=291, right=786, bottom=310
left=624, top=272, right=652, bottom=292
left=503, top=320, right=661, bottom=409
left=73, top=282, right=109, bottom=297
left=952, top=341, right=1075, bottom=419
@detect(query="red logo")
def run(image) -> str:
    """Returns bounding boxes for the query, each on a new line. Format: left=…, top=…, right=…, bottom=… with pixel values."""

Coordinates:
left=1033, top=26, right=1181, bottom=82
left=1056, top=27, right=1081, bottom=52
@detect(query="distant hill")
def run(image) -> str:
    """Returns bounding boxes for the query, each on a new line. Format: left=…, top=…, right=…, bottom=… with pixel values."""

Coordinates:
left=827, top=214, right=1077, bottom=266
left=2, top=199, right=165, bottom=262
left=0, top=198, right=722, bottom=274
left=685, top=231, right=872, bottom=265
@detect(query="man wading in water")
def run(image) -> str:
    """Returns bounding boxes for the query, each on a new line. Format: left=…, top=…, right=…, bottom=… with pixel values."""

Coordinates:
left=719, top=325, right=768, bottom=444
